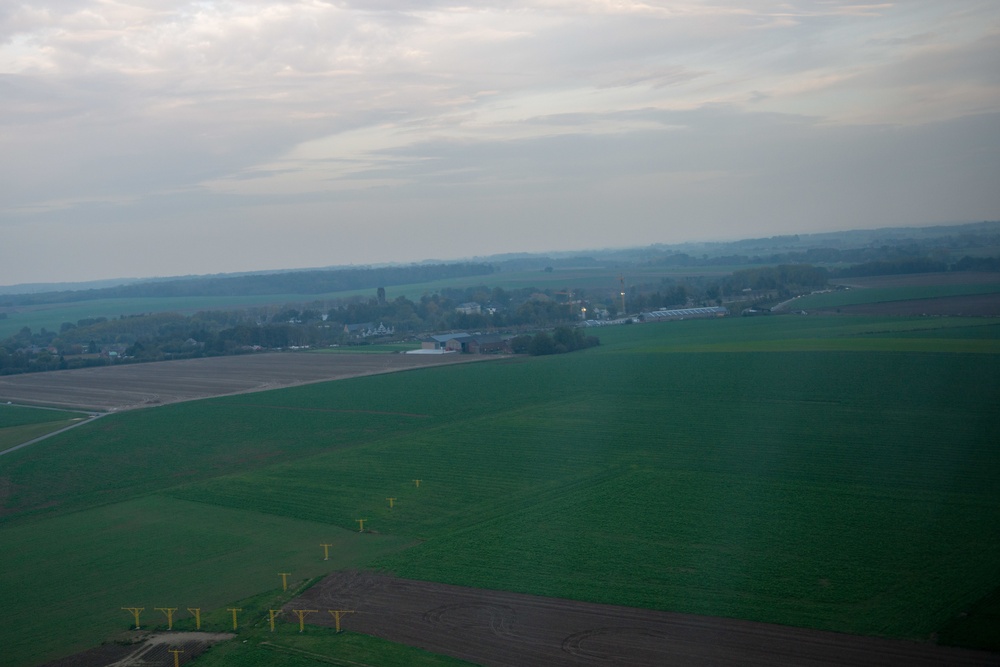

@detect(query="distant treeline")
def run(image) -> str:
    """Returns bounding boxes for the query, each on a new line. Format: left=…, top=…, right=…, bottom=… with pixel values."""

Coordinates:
left=0, top=283, right=593, bottom=374
left=509, top=327, right=600, bottom=356
left=831, top=255, right=1000, bottom=278
left=0, top=263, right=495, bottom=307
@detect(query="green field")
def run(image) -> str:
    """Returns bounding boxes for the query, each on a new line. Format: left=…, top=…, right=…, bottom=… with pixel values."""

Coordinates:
left=0, top=405, right=92, bottom=453
left=1, top=315, right=998, bottom=665
left=791, top=282, right=1000, bottom=310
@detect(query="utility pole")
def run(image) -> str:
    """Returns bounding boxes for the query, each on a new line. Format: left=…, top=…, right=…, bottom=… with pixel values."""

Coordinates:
left=268, top=609, right=282, bottom=632
left=320, top=544, right=333, bottom=560
left=168, top=649, right=184, bottom=667
left=187, top=608, right=202, bottom=630
left=386, top=497, right=396, bottom=508
left=227, top=608, right=242, bottom=631
left=356, top=519, right=367, bottom=532
left=412, top=479, right=422, bottom=488
left=279, top=572, right=292, bottom=591
left=619, top=274, right=626, bottom=315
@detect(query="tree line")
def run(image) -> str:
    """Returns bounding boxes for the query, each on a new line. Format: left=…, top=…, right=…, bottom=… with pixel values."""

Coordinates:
left=0, top=284, right=590, bottom=374
left=0, top=263, right=495, bottom=307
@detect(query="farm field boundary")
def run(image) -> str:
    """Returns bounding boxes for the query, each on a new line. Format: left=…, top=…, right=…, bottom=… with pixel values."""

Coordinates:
left=2, top=315, right=998, bottom=665
left=0, top=404, right=94, bottom=453
left=0, top=351, right=489, bottom=412
left=289, top=571, right=1000, bottom=667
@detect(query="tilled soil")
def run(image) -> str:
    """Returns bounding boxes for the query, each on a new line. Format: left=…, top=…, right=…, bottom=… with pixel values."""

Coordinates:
left=287, top=571, right=1000, bottom=667
left=38, top=632, right=234, bottom=667
left=0, top=351, right=488, bottom=412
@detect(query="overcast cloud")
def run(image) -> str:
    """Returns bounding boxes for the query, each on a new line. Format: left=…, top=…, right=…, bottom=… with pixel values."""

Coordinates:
left=1, top=1, right=998, bottom=284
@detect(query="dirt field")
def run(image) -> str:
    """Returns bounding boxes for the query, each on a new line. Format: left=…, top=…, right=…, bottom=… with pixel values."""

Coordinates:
left=0, top=352, right=489, bottom=412
left=827, top=293, right=1000, bottom=316
left=287, top=571, right=1000, bottom=667
left=38, top=632, right=234, bottom=667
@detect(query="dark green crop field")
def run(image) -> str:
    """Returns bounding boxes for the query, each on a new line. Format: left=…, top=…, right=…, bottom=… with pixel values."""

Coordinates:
left=1, top=315, right=998, bottom=665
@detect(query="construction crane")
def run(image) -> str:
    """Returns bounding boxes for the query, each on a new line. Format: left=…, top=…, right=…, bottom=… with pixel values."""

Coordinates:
left=619, top=274, right=626, bottom=315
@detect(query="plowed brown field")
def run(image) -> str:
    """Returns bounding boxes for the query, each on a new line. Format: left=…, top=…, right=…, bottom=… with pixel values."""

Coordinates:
left=0, top=352, right=487, bottom=412
left=288, top=571, right=1000, bottom=667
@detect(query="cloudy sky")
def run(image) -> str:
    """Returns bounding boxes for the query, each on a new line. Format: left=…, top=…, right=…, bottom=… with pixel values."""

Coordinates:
left=1, top=1, right=998, bottom=285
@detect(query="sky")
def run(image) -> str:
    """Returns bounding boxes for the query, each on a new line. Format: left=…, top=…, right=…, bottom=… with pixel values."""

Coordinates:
left=1, top=1, right=999, bottom=286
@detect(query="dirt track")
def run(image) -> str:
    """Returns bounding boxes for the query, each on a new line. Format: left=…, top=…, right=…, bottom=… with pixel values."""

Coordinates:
left=0, top=352, right=487, bottom=412
left=288, top=571, right=1000, bottom=667
left=39, top=632, right=234, bottom=667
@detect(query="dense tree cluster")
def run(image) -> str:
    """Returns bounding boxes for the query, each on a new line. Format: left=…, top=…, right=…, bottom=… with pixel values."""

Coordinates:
left=816, top=255, right=1000, bottom=278
left=720, top=264, right=830, bottom=297
left=509, top=327, right=600, bottom=355
left=0, top=284, right=589, bottom=375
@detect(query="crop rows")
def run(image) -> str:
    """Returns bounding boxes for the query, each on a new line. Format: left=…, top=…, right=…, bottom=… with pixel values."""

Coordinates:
left=2, top=316, right=998, bottom=665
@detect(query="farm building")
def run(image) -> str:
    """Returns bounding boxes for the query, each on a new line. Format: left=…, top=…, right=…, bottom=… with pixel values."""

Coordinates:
left=421, top=333, right=472, bottom=350
left=421, top=332, right=510, bottom=354
left=641, top=307, right=728, bottom=321
left=444, top=333, right=510, bottom=354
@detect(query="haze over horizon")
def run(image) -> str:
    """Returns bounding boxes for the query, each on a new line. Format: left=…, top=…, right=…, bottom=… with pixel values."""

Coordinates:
left=2, top=1, right=999, bottom=286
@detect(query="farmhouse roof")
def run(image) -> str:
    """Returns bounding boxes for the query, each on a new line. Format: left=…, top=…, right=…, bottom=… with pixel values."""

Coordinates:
left=429, top=333, right=472, bottom=343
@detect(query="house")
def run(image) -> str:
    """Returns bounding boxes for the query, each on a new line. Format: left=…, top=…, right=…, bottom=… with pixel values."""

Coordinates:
left=456, top=302, right=482, bottom=315
left=344, top=322, right=395, bottom=338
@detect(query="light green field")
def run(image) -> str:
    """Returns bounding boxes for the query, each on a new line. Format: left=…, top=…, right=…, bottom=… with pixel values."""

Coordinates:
left=1, top=496, right=413, bottom=665
left=1, top=315, right=998, bottom=665
left=791, top=282, right=1000, bottom=310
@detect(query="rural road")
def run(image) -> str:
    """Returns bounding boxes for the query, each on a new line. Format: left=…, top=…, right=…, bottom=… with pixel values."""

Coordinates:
left=0, top=411, right=103, bottom=457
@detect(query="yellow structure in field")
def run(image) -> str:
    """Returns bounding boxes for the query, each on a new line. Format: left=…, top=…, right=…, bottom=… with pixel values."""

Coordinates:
left=386, top=497, right=396, bottom=508
left=187, top=607, right=201, bottom=630
left=356, top=519, right=367, bottom=532
left=155, top=607, right=177, bottom=630
left=279, top=572, right=292, bottom=591
left=327, top=609, right=355, bottom=632
left=227, top=607, right=242, bottom=630
left=292, top=609, right=318, bottom=632
left=122, top=607, right=143, bottom=629
left=320, top=543, right=333, bottom=560
left=268, top=609, right=282, bottom=632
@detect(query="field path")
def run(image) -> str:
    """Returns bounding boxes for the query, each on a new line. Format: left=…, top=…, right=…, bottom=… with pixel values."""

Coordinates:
left=0, top=351, right=492, bottom=412
left=289, top=572, right=1000, bottom=667
left=0, top=413, right=103, bottom=458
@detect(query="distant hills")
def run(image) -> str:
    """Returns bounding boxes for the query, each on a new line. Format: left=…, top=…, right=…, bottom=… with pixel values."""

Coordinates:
left=2, top=220, right=997, bottom=303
